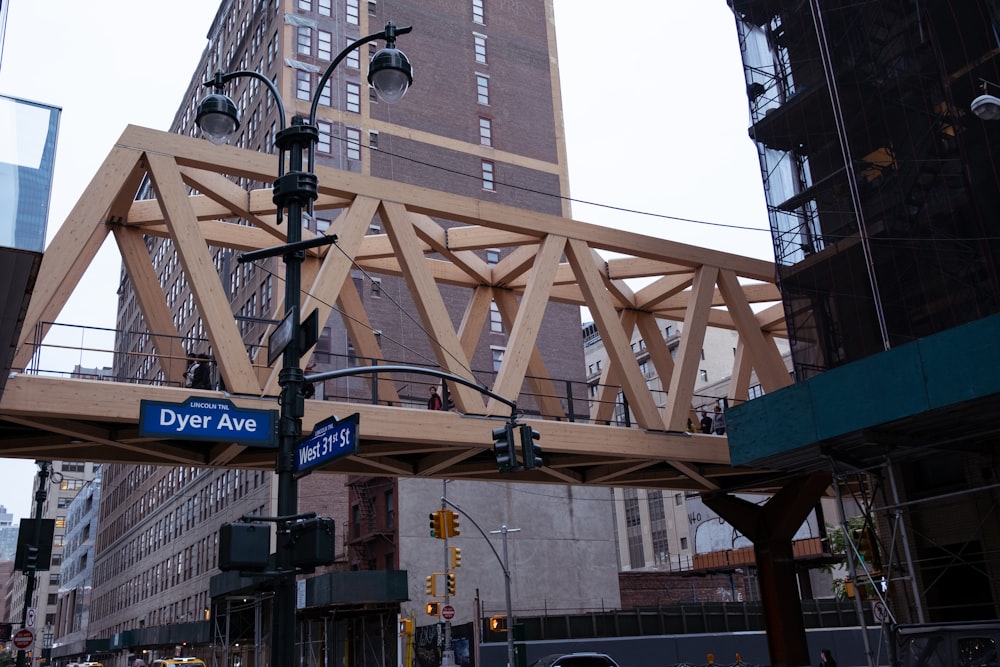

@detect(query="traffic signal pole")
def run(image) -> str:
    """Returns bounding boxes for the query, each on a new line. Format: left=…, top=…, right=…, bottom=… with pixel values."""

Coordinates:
left=441, top=481, right=455, bottom=667
left=15, top=461, right=50, bottom=667
left=440, top=497, right=518, bottom=667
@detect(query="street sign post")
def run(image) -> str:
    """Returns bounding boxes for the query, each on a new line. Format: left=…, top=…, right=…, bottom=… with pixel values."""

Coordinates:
left=295, top=413, right=360, bottom=475
left=25, top=608, right=35, bottom=629
left=13, top=628, right=34, bottom=650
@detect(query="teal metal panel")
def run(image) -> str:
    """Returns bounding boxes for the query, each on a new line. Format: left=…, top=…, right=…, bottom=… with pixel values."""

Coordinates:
left=920, top=315, right=1000, bottom=407
left=727, top=382, right=818, bottom=465
left=808, top=342, right=929, bottom=439
left=727, top=313, right=1000, bottom=466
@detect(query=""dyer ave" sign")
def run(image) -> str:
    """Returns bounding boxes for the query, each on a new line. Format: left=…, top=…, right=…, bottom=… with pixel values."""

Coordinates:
left=139, top=397, right=278, bottom=447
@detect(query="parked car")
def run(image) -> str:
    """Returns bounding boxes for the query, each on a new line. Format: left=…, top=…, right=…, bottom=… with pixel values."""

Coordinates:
left=528, top=653, right=620, bottom=667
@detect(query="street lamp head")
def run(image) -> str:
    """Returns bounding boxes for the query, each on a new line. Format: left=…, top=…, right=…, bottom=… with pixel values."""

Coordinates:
left=369, top=46, right=412, bottom=103
left=972, top=80, right=1000, bottom=121
left=368, top=22, right=413, bottom=104
left=196, top=71, right=241, bottom=144
left=972, top=93, right=1000, bottom=121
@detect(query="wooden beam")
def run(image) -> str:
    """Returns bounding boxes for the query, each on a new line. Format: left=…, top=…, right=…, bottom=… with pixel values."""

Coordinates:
left=663, top=265, right=719, bottom=431
left=566, top=238, right=662, bottom=429
left=145, top=151, right=260, bottom=395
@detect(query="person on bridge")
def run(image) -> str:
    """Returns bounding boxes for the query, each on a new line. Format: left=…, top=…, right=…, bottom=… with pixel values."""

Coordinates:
left=818, top=648, right=837, bottom=667
left=427, top=386, right=443, bottom=410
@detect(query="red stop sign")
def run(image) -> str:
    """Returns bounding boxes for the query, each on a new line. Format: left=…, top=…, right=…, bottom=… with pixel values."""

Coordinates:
left=13, top=628, right=34, bottom=650
left=441, top=605, right=455, bottom=620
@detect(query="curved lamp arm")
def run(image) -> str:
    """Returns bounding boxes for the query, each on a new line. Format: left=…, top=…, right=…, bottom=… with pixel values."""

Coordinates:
left=307, top=23, right=413, bottom=174
left=205, top=69, right=287, bottom=131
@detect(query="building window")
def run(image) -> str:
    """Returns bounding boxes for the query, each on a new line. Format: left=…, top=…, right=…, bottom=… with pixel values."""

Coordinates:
left=486, top=248, right=499, bottom=265
left=317, top=120, right=332, bottom=153
left=296, top=70, right=311, bottom=101
left=490, top=301, right=503, bottom=333
left=476, top=73, right=490, bottom=105
left=368, top=1, right=377, bottom=15
left=699, top=369, right=708, bottom=381
left=675, top=493, right=683, bottom=506
left=298, top=0, right=312, bottom=10
left=472, top=0, right=484, bottom=24
left=479, top=116, right=492, bottom=146
left=346, top=42, right=360, bottom=69
left=318, top=30, right=332, bottom=60
left=371, top=277, right=382, bottom=298
left=680, top=537, right=689, bottom=550
left=482, top=160, right=495, bottom=191
left=491, top=346, right=504, bottom=372
left=369, top=130, right=379, bottom=150
left=346, top=0, right=359, bottom=24
left=474, top=33, right=487, bottom=64
left=319, top=0, right=332, bottom=15
left=748, top=383, right=764, bottom=399
left=346, top=127, right=361, bottom=160
left=297, top=26, right=312, bottom=55
left=346, top=82, right=361, bottom=112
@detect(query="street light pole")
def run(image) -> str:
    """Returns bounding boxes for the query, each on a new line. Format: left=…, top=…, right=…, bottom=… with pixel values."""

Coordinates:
left=493, top=525, right=519, bottom=667
left=197, top=23, right=413, bottom=667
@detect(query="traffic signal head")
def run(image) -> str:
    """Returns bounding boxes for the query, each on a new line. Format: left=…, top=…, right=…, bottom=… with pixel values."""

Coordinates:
left=489, top=615, right=507, bottom=632
left=429, top=510, right=445, bottom=539
left=450, top=546, right=462, bottom=569
left=426, top=602, right=440, bottom=616
left=398, top=618, right=413, bottom=636
left=0, top=623, right=12, bottom=641
left=24, top=545, right=39, bottom=570
left=446, top=572, right=456, bottom=596
left=445, top=509, right=460, bottom=537
left=492, top=423, right=516, bottom=472
left=425, top=574, right=438, bottom=597
left=520, top=424, right=542, bottom=469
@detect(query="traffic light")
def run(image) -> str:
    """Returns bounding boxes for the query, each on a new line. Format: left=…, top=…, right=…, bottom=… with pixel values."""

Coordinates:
left=489, top=615, right=507, bottom=632
left=520, top=424, right=542, bottom=468
left=0, top=623, right=11, bottom=641
left=444, top=509, right=460, bottom=537
left=425, top=574, right=438, bottom=597
left=426, top=602, right=440, bottom=616
left=398, top=618, right=413, bottom=636
left=24, top=545, right=39, bottom=571
left=450, top=546, right=462, bottom=569
left=446, top=572, right=456, bottom=596
left=429, top=510, right=445, bottom=539
left=492, top=423, right=516, bottom=472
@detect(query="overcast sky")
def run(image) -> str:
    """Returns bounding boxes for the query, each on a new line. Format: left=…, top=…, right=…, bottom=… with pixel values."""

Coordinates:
left=0, top=1, right=771, bottom=521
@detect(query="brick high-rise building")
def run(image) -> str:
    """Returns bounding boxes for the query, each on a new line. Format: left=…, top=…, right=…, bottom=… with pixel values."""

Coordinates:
left=93, top=3, right=616, bottom=667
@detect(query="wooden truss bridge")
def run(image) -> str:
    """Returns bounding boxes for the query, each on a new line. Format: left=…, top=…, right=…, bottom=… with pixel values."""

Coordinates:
left=0, top=125, right=792, bottom=493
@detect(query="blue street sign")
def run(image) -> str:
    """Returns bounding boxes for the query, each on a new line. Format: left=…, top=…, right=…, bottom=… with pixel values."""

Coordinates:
left=296, top=413, right=360, bottom=475
left=139, top=397, right=278, bottom=447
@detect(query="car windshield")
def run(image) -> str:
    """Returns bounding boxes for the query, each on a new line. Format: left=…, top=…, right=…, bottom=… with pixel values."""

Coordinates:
left=532, top=655, right=617, bottom=667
